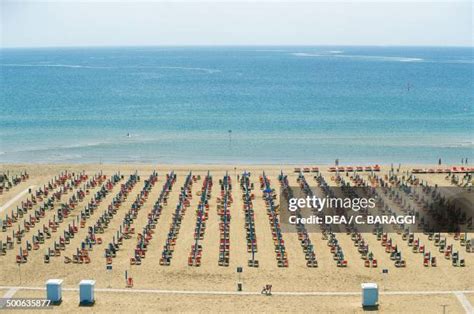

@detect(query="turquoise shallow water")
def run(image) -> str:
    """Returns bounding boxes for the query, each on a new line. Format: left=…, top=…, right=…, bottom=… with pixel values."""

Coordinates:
left=0, top=46, right=473, bottom=164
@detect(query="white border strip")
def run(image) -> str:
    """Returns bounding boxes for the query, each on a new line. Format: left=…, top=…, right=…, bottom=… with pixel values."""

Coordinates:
left=1, top=285, right=473, bottom=310
left=0, top=286, right=473, bottom=296
left=455, top=292, right=474, bottom=314
left=2, top=288, right=19, bottom=299
left=0, top=186, right=35, bottom=214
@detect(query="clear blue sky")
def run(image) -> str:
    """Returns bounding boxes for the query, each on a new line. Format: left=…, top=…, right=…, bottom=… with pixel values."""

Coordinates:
left=1, top=0, right=472, bottom=47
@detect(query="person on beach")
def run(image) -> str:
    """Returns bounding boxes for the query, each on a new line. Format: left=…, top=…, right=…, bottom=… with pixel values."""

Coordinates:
left=439, top=158, right=442, bottom=165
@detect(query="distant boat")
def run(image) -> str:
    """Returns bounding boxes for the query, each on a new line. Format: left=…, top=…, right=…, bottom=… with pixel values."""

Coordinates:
left=126, top=133, right=131, bottom=138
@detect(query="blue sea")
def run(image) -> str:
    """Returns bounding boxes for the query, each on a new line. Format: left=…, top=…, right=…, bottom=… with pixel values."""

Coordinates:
left=1, top=46, right=473, bottom=164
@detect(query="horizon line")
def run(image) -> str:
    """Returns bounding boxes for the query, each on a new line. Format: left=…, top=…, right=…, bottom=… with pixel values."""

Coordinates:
left=1, top=43, right=473, bottom=49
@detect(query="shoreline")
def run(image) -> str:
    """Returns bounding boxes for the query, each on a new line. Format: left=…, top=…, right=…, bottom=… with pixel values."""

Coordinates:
left=1, top=162, right=472, bottom=168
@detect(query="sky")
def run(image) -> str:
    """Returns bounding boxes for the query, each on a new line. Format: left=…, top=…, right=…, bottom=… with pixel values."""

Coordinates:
left=1, top=0, right=472, bottom=47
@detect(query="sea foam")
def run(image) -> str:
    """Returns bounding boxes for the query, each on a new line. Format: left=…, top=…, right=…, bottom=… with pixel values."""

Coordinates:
left=291, top=52, right=423, bottom=62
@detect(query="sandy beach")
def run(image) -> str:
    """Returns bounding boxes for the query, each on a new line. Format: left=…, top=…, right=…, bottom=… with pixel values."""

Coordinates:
left=0, top=163, right=472, bottom=312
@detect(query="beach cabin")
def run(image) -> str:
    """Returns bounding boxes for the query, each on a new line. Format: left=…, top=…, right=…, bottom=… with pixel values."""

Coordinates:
left=46, top=279, right=63, bottom=304
left=361, top=283, right=378, bottom=308
left=79, top=280, right=96, bottom=305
